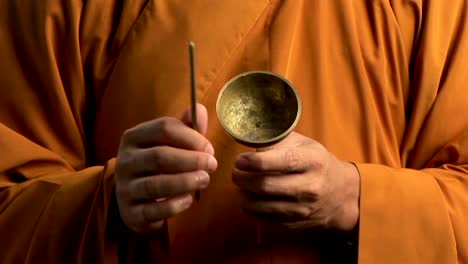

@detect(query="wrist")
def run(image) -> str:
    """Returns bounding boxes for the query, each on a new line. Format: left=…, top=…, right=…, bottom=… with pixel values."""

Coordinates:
left=343, top=161, right=361, bottom=230
left=330, top=160, right=361, bottom=232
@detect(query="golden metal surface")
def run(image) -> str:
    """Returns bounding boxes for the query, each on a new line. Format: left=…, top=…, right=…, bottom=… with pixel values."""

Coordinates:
left=216, top=71, right=301, bottom=148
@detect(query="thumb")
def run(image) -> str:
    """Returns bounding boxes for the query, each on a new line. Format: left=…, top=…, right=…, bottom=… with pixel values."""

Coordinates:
left=181, top=103, right=209, bottom=135
left=262, top=132, right=307, bottom=151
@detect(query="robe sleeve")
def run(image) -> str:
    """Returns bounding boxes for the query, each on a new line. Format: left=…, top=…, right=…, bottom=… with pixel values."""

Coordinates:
left=358, top=0, right=468, bottom=262
left=0, top=0, right=151, bottom=263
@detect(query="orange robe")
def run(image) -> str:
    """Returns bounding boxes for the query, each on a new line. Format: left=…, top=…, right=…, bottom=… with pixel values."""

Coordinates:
left=1, top=0, right=467, bottom=263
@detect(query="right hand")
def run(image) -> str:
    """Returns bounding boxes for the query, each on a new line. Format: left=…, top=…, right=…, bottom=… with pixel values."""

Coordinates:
left=115, top=104, right=217, bottom=233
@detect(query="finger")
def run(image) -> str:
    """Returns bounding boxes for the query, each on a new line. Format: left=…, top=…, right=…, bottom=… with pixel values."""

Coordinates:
left=251, top=132, right=315, bottom=153
left=133, top=194, right=193, bottom=229
left=181, top=103, right=209, bottom=135
left=243, top=200, right=312, bottom=222
left=145, top=219, right=168, bottom=234
left=232, top=168, right=309, bottom=198
left=121, top=146, right=217, bottom=175
left=122, top=117, right=213, bottom=154
left=129, top=171, right=210, bottom=200
left=235, top=148, right=311, bottom=173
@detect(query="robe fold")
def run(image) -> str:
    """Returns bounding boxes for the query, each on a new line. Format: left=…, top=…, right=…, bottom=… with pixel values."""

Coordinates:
left=1, top=0, right=467, bottom=263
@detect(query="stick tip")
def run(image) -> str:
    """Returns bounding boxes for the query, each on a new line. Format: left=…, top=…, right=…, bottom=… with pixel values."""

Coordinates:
left=189, top=41, right=195, bottom=48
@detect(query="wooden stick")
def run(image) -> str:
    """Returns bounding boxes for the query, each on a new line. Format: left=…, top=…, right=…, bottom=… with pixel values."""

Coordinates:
left=189, top=41, right=200, bottom=201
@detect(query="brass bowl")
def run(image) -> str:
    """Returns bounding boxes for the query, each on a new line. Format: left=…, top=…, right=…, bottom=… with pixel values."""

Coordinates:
left=216, top=71, right=301, bottom=148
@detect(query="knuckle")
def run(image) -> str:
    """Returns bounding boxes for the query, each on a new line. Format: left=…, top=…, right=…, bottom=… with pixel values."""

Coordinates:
left=129, top=154, right=141, bottom=171
left=170, top=175, right=192, bottom=194
left=196, top=153, right=209, bottom=170
left=115, top=181, right=129, bottom=199
left=157, top=117, right=177, bottom=138
left=195, top=140, right=209, bottom=153
left=304, top=182, right=318, bottom=195
left=152, top=147, right=164, bottom=162
left=166, top=201, right=181, bottom=216
left=309, top=159, right=325, bottom=171
left=122, top=127, right=137, bottom=142
left=122, top=206, right=147, bottom=233
left=182, top=174, right=197, bottom=190
left=299, top=182, right=320, bottom=201
left=258, top=178, right=273, bottom=194
left=142, top=204, right=156, bottom=223
left=143, top=178, right=160, bottom=198
left=296, top=206, right=313, bottom=219
left=150, top=147, right=166, bottom=171
left=255, top=155, right=267, bottom=171
left=284, top=149, right=302, bottom=171
left=149, top=220, right=166, bottom=231
left=115, top=156, right=126, bottom=175
left=116, top=152, right=134, bottom=174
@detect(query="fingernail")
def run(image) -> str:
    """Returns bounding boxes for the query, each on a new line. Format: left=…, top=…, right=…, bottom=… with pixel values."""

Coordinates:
left=204, top=144, right=215, bottom=155
left=207, top=155, right=218, bottom=171
left=235, top=155, right=249, bottom=169
left=181, top=196, right=193, bottom=208
left=198, top=171, right=210, bottom=188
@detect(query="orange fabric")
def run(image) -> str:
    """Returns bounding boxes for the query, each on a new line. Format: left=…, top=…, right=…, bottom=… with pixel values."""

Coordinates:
left=0, top=0, right=467, bottom=263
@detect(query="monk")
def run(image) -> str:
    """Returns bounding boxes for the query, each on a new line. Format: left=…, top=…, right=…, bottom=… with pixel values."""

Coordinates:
left=1, top=0, right=467, bottom=263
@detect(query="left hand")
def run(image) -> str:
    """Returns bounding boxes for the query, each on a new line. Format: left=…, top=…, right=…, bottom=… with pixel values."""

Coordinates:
left=232, top=132, right=360, bottom=232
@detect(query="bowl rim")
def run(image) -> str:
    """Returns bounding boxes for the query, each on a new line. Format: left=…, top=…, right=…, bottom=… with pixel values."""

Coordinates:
left=216, top=70, right=302, bottom=147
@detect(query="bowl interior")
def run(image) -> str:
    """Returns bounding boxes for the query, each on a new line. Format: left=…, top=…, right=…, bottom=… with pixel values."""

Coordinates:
left=217, top=72, right=300, bottom=145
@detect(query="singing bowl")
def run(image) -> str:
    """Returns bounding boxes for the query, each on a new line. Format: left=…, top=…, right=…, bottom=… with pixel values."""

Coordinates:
left=216, top=71, right=302, bottom=148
